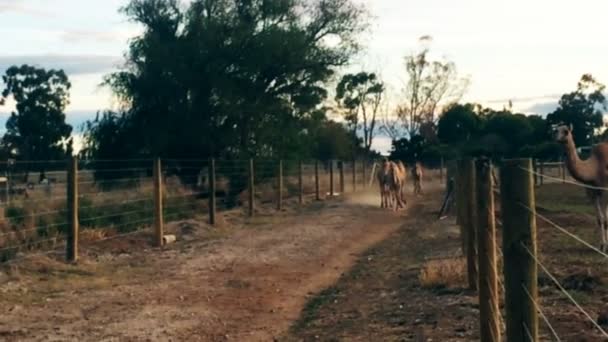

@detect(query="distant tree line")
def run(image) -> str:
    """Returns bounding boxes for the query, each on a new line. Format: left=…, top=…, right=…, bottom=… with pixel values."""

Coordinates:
left=389, top=74, right=607, bottom=165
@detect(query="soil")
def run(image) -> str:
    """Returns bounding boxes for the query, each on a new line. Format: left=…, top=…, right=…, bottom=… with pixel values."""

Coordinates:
left=2, top=181, right=601, bottom=342
left=0, top=186, right=421, bottom=341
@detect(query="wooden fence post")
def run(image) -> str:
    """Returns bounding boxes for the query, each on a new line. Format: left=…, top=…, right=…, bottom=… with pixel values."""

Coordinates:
left=153, top=158, right=163, bottom=247
left=298, top=160, right=303, bottom=205
left=440, top=157, right=445, bottom=184
left=476, top=159, right=500, bottom=342
left=500, top=159, right=538, bottom=342
left=66, top=156, right=79, bottom=262
left=339, top=161, right=345, bottom=194
left=329, top=160, right=334, bottom=197
left=315, top=161, right=320, bottom=200
left=532, top=159, right=538, bottom=187
left=362, top=160, right=367, bottom=189
left=277, top=160, right=283, bottom=210
left=455, top=160, right=464, bottom=248
left=560, top=158, right=566, bottom=184
left=352, top=159, right=357, bottom=192
left=209, top=158, right=216, bottom=225
left=539, top=161, right=544, bottom=186
left=249, top=159, right=255, bottom=216
left=462, top=159, right=478, bottom=291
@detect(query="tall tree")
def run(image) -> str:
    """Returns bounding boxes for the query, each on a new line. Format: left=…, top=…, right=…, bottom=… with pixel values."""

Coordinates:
left=335, top=72, right=384, bottom=153
left=547, top=74, right=606, bottom=146
left=437, top=103, right=480, bottom=145
left=1, top=65, right=73, bottom=164
left=394, top=36, right=468, bottom=137
left=96, top=0, right=368, bottom=162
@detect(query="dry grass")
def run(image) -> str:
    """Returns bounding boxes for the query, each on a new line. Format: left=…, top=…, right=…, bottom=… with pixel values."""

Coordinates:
left=418, top=256, right=466, bottom=288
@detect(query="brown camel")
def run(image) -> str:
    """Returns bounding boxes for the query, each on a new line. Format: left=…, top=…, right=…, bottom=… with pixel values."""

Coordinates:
left=412, top=162, right=423, bottom=195
left=376, top=159, right=406, bottom=211
left=555, top=124, right=608, bottom=251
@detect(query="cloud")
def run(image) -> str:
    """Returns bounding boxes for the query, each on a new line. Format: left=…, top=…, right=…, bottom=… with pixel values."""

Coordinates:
left=524, top=101, right=559, bottom=116
left=61, top=29, right=138, bottom=44
left=0, top=55, right=122, bottom=76
left=0, top=0, right=52, bottom=17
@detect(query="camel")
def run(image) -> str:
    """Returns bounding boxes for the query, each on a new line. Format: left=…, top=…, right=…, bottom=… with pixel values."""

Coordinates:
left=389, top=161, right=407, bottom=210
left=555, top=124, right=608, bottom=251
left=412, top=162, right=423, bottom=195
left=376, top=159, right=407, bottom=211
left=376, top=158, right=393, bottom=209
left=395, top=161, right=408, bottom=207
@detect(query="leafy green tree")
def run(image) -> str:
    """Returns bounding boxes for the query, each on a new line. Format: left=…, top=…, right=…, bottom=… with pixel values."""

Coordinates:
left=482, top=111, right=533, bottom=157
left=547, top=74, right=606, bottom=146
left=1, top=65, right=73, bottom=178
left=437, top=103, right=480, bottom=145
left=335, top=72, right=384, bottom=152
left=526, top=114, right=549, bottom=145
left=313, top=120, right=358, bottom=162
left=96, top=0, right=367, bottom=162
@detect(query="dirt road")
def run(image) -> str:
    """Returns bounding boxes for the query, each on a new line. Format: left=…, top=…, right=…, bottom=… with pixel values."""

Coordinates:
left=0, top=190, right=414, bottom=341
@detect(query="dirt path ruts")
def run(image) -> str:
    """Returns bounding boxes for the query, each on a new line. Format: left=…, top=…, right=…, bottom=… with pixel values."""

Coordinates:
left=0, top=191, right=408, bottom=341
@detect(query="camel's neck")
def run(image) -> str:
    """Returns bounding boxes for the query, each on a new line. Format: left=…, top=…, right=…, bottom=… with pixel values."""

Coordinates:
left=563, top=137, right=597, bottom=184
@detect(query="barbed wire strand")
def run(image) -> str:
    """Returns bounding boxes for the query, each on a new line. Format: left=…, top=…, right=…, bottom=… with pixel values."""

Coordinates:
left=79, top=208, right=153, bottom=224
left=520, top=167, right=608, bottom=191
left=0, top=236, right=65, bottom=253
left=521, top=283, right=562, bottom=341
left=517, top=202, right=608, bottom=260
left=79, top=167, right=152, bottom=173
left=523, top=323, right=534, bottom=342
left=0, top=221, right=69, bottom=239
left=520, top=242, right=608, bottom=338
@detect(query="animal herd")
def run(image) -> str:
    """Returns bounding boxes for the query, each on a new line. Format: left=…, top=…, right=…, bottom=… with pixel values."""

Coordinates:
left=376, top=158, right=423, bottom=211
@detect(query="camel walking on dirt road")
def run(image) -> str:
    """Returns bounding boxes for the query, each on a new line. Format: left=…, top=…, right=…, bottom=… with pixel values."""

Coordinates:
left=377, top=159, right=408, bottom=211
left=377, top=159, right=393, bottom=209
left=393, top=161, right=408, bottom=209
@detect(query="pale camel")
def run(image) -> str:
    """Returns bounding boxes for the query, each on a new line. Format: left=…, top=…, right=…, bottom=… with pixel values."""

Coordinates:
left=376, top=159, right=407, bottom=211
left=389, top=161, right=407, bottom=211
left=412, top=162, right=423, bottom=195
left=395, top=161, right=408, bottom=207
left=376, top=158, right=393, bottom=209
left=555, top=124, right=608, bottom=251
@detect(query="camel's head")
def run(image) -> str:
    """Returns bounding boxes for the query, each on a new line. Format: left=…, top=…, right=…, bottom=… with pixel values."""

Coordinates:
left=554, top=124, right=573, bottom=144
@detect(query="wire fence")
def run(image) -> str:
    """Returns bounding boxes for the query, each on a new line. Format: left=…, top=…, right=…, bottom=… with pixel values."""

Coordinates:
left=453, top=158, right=608, bottom=342
left=0, top=157, right=400, bottom=264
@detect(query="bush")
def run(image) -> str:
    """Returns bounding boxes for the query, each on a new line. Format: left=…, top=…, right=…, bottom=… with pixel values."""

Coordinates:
left=5, top=206, right=26, bottom=226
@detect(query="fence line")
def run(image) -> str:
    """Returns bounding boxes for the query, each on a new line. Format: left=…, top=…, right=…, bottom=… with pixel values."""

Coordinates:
left=0, top=157, right=376, bottom=265
left=521, top=284, right=562, bottom=342
left=455, top=158, right=608, bottom=341
left=520, top=242, right=608, bottom=338
left=522, top=166, right=608, bottom=191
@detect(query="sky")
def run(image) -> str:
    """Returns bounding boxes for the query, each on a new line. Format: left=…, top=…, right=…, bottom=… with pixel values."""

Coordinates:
left=2, top=0, right=608, bottom=154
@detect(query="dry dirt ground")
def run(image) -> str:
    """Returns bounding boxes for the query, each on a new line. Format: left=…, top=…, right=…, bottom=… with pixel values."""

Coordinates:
left=4, top=180, right=603, bottom=342
left=0, top=182, right=459, bottom=342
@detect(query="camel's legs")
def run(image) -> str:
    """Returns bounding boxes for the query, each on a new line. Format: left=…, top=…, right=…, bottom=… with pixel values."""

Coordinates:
left=379, top=183, right=385, bottom=208
left=593, top=193, right=607, bottom=252
left=602, top=194, right=608, bottom=252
